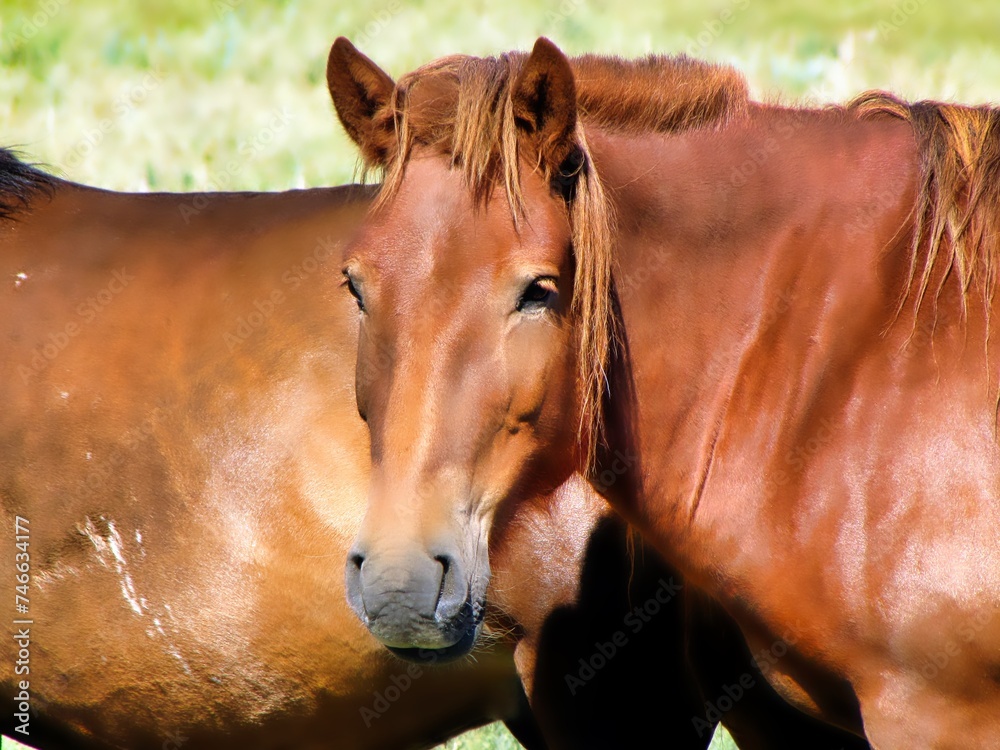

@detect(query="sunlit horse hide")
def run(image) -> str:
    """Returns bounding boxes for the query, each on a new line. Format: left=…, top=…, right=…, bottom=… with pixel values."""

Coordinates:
left=328, top=36, right=1000, bottom=748
left=0, top=168, right=536, bottom=750
left=0, top=151, right=867, bottom=750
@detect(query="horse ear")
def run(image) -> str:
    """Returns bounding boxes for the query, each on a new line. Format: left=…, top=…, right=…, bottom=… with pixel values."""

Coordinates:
left=512, top=37, right=578, bottom=173
left=327, top=37, right=396, bottom=165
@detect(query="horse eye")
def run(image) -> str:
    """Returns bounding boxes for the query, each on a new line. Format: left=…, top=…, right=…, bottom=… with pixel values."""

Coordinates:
left=344, top=272, right=365, bottom=312
left=516, top=277, right=557, bottom=313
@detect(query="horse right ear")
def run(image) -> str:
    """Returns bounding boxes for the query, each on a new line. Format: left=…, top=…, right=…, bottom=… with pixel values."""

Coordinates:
left=327, top=37, right=396, bottom=165
left=512, top=37, right=578, bottom=175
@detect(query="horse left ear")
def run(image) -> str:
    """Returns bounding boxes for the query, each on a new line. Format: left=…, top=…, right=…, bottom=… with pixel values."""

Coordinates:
left=512, top=37, right=578, bottom=174
left=327, top=37, right=397, bottom=165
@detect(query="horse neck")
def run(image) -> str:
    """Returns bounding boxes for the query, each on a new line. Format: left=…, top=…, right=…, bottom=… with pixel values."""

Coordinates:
left=584, top=109, right=919, bottom=572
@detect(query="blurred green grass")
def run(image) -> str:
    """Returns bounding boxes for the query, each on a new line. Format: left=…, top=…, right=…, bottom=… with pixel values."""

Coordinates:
left=2, top=723, right=738, bottom=749
left=2, top=1, right=996, bottom=748
left=2, top=0, right=999, bottom=193
left=433, top=721, right=740, bottom=749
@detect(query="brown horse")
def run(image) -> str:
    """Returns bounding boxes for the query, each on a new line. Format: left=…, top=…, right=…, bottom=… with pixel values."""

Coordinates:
left=0, top=165, right=538, bottom=750
left=328, top=36, right=1000, bottom=748
left=0, top=149, right=866, bottom=749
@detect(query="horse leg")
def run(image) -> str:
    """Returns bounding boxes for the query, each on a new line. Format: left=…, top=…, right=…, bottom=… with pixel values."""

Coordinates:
left=685, top=590, right=871, bottom=750
left=502, top=683, right=549, bottom=750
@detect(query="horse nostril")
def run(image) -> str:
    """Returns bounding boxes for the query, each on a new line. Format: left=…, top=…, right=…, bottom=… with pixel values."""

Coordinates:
left=344, top=551, right=367, bottom=622
left=434, top=554, right=450, bottom=576
left=432, top=553, right=467, bottom=620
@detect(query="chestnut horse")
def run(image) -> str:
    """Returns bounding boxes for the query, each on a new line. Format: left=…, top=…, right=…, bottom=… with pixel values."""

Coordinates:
left=0, top=150, right=864, bottom=749
left=0, top=166, right=538, bottom=749
left=328, top=36, right=1000, bottom=748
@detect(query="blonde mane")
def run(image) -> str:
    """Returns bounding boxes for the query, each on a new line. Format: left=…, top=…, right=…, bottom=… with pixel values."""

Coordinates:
left=850, top=91, right=1000, bottom=323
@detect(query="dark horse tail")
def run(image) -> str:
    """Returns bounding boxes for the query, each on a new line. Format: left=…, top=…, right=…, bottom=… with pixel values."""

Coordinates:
left=0, top=147, right=57, bottom=220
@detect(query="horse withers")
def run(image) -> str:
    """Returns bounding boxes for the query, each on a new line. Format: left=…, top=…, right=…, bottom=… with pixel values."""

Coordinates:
left=327, top=36, right=1000, bottom=748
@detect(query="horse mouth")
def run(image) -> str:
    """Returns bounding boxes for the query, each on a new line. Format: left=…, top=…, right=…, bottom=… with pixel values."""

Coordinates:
left=386, top=598, right=485, bottom=664
left=387, top=623, right=481, bottom=663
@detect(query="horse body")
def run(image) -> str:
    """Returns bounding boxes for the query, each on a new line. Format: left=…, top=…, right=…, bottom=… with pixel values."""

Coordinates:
left=326, top=37, right=1000, bottom=748
left=0, top=178, right=533, bottom=749
left=595, top=112, right=1000, bottom=742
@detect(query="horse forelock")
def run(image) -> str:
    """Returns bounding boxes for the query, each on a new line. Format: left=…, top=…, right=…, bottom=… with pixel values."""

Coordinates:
left=367, top=52, right=746, bottom=474
left=0, top=147, right=57, bottom=220
left=367, top=52, right=749, bottom=206
left=371, top=53, right=529, bottom=215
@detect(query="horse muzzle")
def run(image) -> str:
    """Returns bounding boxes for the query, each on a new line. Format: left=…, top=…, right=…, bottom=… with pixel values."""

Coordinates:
left=345, top=544, right=485, bottom=662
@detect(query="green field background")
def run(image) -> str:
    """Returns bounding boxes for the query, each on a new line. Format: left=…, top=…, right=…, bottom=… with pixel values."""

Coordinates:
left=2, top=0, right=999, bottom=194
left=2, top=0, right=997, bottom=748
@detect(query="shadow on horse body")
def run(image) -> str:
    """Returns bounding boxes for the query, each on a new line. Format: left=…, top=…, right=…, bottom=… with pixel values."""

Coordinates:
left=327, top=36, right=1000, bottom=748
left=491, top=476, right=867, bottom=750
left=0, top=155, right=863, bottom=749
